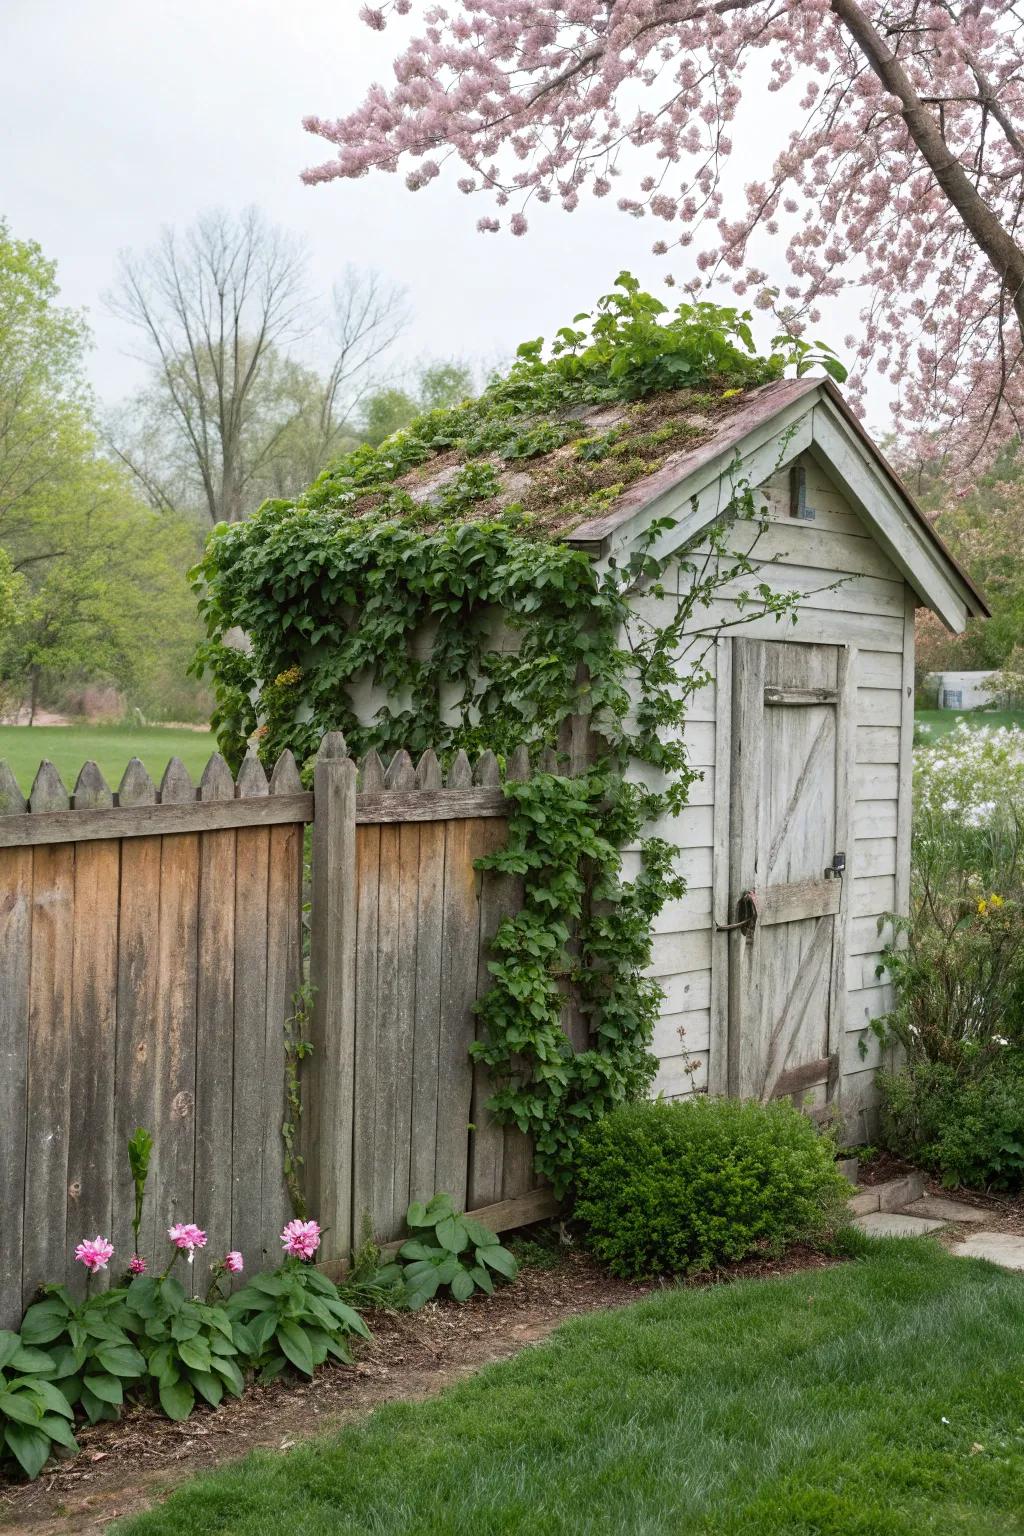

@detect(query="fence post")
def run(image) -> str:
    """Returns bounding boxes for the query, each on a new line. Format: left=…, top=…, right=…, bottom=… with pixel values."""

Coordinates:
left=306, top=732, right=358, bottom=1266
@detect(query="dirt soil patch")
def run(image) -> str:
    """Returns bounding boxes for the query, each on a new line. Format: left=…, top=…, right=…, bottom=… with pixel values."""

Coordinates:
left=0, top=1245, right=840, bottom=1535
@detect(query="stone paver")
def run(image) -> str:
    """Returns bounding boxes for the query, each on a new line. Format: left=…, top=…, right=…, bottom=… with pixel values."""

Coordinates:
left=953, top=1231, right=1024, bottom=1271
left=903, top=1195, right=987, bottom=1224
left=852, top=1211, right=946, bottom=1238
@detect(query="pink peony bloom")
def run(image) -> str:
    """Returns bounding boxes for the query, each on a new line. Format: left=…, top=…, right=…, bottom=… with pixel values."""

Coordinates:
left=128, top=1254, right=147, bottom=1276
left=281, top=1219, right=321, bottom=1261
left=168, top=1223, right=208, bottom=1263
left=224, top=1251, right=244, bottom=1274
left=75, top=1236, right=114, bottom=1274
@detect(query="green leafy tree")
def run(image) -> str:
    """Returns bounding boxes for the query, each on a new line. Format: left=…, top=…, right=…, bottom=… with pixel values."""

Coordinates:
left=0, top=219, right=205, bottom=721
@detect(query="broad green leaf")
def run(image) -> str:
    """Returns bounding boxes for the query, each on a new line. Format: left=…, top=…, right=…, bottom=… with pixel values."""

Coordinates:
left=398, top=1239, right=442, bottom=1263
left=276, top=1322, right=314, bottom=1376
left=39, top=1413, right=79, bottom=1452
left=468, top=1265, right=494, bottom=1296
left=329, top=1301, right=371, bottom=1340
left=161, top=1277, right=186, bottom=1315
left=177, top=1337, right=212, bottom=1372
left=125, top=1276, right=160, bottom=1318
left=435, top=1217, right=469, bottom=1255
left=404, top=1268, right=441, bottom=1311
left=9, top=1346, right=57, bottom=1376
left=434, top=1255, right=461, bottom=1286
left=4, top=1421, right=51, bottom=1479
left=188, top=1369, right=224, bottom=1408
left=450, top=1268, right=475, bottom=1302
left=23, top=1379, right=74, bottom=1419
left=0, top=1389, right=42, bottom=1426
left=210, top=1356, right=245, bottom=1397
left=250, top=1310, right=279, bottom=1349
left=95, top=1342, right=147, bottom=1379
left=49, top=1344, right=85, bottom=1379
left=0, top=1332, right=21, bottom=1370
left=159, top=1377, right=195, bottom=1422
left=478, top=1244, right=518, bottom=1279
left=80, top=1385, right=115, bottom=1424
left=17, top=1303, right=68, bottom=1346
left=405, top=1200, right=429, bottom=1228
left=423, top=1192, right=456, bottom=1225
left=249, top=1272, right=289, bottom=1297
left=82, top=1372, right=123, bottom=1406
left=462, top=1218, right=500, bottom=1249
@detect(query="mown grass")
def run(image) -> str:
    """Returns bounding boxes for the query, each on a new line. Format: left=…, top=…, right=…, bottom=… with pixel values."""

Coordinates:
left=0, top=724, right=217, bottom=795
left=915, top=708, right=1024, bottom=740
left=119, top=1242, right=1024, bottom=1536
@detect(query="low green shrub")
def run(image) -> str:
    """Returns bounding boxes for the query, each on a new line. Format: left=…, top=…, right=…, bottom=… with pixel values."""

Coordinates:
left=572, top=1097, right=850, bottom=1278
left=377, top=1194, right=519, bottom=1309
left=879, top=1056, right=1024, bottom=1189
left=224, top=1264, right=370, bottom=1383
left=22, top=1286, right=147, bottom=1425
left=0, top=1330, right=78, bottom=1479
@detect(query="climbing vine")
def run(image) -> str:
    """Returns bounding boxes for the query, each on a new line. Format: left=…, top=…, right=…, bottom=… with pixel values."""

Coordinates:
left=192, top=275, right=837, bottom=1194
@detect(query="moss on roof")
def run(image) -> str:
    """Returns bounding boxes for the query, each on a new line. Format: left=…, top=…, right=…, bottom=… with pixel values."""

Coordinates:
left=280, top=276, right=815, bottom=543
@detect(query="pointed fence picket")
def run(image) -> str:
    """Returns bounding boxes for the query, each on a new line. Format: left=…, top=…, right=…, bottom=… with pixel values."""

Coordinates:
left=0, top=737, right=560, bottom=1326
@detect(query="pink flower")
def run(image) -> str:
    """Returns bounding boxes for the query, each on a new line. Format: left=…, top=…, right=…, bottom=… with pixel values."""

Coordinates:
left=128, top=1254, right=147, bottom=1276
left=224, top=1251, right=244, bottom=1274
left=281, top=1219, right=321, bottom=1261
left=168, top=1223, right=208, bottom=1263
left=75, top=1236, right=114, bottom=1274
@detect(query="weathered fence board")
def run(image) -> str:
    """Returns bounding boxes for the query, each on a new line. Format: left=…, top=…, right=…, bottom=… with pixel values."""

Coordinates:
left=0, top=735, right=559, bottom=1327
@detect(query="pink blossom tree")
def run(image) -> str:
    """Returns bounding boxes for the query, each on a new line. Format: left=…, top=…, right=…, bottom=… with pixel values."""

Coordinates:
left=303, top=2, right=1024, bottom=469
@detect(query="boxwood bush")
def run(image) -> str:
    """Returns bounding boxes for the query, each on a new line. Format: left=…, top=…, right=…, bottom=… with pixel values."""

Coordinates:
left=573, top=1097, right=850, bottom=1278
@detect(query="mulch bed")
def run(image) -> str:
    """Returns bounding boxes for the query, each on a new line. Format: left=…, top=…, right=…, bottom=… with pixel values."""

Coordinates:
left=0, top=1242, right=841, bottom=1535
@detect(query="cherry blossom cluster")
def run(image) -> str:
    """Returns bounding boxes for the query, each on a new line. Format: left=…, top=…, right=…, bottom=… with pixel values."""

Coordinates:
left=303, top=1, right=1024, bottom=470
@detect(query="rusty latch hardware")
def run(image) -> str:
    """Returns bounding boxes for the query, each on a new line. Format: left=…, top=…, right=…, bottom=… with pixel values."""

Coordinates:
left=824, top=850, right=846, bottom=880
left=717, top=889, right=758, bottom=939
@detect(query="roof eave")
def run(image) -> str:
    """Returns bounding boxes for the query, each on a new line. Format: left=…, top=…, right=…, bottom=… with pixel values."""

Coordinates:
left=566, top=375, right=989, bottom=633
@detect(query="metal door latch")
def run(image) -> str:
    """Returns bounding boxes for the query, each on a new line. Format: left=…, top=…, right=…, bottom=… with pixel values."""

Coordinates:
left=717, top=889, right=758, bottom=939
left=825, top=850, right=846, bottom=880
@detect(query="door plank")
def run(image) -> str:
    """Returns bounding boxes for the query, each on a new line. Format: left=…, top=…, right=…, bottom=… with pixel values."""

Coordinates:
left=760, top=878, right=841, bottom=925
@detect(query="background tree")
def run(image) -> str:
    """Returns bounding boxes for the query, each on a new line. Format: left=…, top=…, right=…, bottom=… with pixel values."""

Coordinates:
left=109, top=209, right=408, bottom=522
left=361, top=359, right=476, bottom=444
left=915, top=442, right=1024, bottom=684
left=305, top=2, right=1024, bottom=471
left=0, top=219, right=204, bottom=722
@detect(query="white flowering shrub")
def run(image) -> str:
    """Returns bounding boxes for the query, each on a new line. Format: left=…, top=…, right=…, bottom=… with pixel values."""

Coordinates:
left=914, top=722, right=1024, bottom=836
left=878, top=724, right=1024, bottom=1186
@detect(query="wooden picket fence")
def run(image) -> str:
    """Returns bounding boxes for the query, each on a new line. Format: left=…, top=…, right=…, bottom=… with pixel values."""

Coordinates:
left=0, top=732, right=557, bottom=1329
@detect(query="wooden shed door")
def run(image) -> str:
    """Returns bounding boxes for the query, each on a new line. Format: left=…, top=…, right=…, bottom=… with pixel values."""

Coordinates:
left=727, top=639, right=850, bottom=1109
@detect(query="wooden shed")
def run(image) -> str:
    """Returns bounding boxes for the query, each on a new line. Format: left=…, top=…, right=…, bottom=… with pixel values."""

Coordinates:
left=560, top=375, right=987, bottom=1138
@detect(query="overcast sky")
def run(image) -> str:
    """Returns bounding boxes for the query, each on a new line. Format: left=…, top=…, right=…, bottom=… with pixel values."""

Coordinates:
left=2, top=0, right=879, bottom=423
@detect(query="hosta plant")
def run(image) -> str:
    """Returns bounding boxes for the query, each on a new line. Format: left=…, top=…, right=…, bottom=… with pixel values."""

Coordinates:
left=224, top=1218, right=371, bottom=1382
left=0, top=1329, right=78, bottom=1480
left=386, top=1194, right=518, bottom=1309
left=23, top=1286, right=146, bottom=1426
left=122, top=1275, right=246, bottom=1421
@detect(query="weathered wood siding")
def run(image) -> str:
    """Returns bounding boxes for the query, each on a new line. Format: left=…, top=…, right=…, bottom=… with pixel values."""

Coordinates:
left=633, top=454, right=912, bottom=1133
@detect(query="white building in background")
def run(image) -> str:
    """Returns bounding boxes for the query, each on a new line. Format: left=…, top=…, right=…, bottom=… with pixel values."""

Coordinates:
left=935, top=670, right=999, bottom=710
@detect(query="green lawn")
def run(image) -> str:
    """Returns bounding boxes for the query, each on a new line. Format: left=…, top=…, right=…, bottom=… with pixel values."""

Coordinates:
left=916, top=707, right=1024, bottom=739
left=119, top=1242, right=1024, bottom=1536
left=0, top=724, right=217, bottom=796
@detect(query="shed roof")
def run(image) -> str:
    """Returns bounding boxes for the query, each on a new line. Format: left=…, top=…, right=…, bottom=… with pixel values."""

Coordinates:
left=315, top=372, right=987, bottom=634
left=564, top=376, right=988, bottom=634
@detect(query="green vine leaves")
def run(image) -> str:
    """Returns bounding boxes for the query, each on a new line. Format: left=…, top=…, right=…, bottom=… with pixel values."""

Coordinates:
left=189, top=283, right=836, bottom=1194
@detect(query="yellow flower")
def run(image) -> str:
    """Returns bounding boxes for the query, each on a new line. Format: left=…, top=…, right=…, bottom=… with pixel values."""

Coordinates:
left=990, top=893, right=1005, bottom=909
left=977, top=899, right=988, bottom=915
